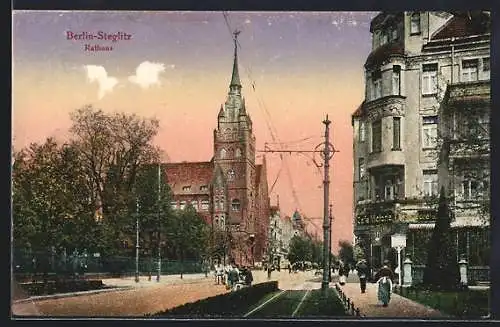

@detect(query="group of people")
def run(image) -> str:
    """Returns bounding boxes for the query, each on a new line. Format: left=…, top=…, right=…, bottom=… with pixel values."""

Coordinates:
left=337, top=259, right=396, bottom=308
left=214, top=263, right=253, bottom=292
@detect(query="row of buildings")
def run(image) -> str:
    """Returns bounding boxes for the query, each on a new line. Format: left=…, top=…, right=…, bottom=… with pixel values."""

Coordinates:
left=351, top=11, right=490, bottom=277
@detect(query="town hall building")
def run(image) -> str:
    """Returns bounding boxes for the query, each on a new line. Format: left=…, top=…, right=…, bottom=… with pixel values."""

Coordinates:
left=164, top=34, right=271, bottom=266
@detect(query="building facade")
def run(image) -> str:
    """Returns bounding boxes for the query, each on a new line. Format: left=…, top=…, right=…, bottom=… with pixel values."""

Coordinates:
left=352, top=11, right=490, bottom=273
left=165, top=37, right=271, bottom=266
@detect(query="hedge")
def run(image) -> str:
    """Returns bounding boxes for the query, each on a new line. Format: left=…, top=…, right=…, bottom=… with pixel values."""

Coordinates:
left=149, top=281, right=279, bottom=318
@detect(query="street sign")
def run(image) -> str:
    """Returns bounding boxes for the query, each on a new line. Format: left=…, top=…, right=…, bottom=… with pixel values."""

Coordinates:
left=391, top=233, right=406, bottom=249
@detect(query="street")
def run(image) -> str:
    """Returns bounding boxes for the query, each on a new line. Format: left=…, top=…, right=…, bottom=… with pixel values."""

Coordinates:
left=11, top=270, right=315, bottom=317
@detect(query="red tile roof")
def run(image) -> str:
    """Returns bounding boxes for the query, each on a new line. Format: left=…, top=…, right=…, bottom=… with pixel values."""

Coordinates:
left=164, top=161, right=213, bottom=194
left=432, top=14, right=490, bottom=40
left=364, top=42, right=405, bottom=68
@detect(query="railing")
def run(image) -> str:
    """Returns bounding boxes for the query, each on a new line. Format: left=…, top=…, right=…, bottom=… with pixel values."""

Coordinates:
left=334, top=284, right=362, bottom=317
left=411, top=264, right=490, bottom=285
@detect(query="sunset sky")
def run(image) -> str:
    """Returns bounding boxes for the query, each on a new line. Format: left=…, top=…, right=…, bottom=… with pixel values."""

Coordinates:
left=12, top=11, right=378, bottom=253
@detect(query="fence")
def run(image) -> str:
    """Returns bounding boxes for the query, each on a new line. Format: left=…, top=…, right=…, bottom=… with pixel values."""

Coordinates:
left=411, top=264, right=490, bottom=285
left=12, top=248, right=204, bottom=278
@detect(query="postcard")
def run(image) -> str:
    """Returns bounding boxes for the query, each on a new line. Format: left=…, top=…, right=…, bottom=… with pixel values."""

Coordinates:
left=11, top=10, right=491, bottom=319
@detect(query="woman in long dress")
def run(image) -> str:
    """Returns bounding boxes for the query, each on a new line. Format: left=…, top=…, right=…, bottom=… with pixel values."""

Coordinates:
left=374, top=260, right=395, bottom=307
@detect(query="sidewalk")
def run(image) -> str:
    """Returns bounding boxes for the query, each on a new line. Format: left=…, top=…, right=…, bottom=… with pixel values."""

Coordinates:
left=338, top=282, right=448, bottom=318
left=102, top=273, right=209, bottom=288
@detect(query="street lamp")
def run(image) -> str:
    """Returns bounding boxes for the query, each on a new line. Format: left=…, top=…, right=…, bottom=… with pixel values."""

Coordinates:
left=135, top=199, right=140, bottom=283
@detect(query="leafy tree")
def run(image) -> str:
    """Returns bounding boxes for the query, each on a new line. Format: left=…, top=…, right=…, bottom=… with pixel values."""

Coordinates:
left=288, top=235, right=312, bottom=264
left=168, top=204, right=209, bottom=278
left=311, top=240, right=323, bottom=266
left=68, top=105, right=161, bottom=252
left=12, top=139, right=100, bottom=279
left=423, top=187, right=460, bottom=290
left=338, top=240, right=355, bottom=266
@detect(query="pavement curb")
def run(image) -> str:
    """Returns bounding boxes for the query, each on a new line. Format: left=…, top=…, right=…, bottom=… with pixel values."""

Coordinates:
left=12, top=286, right=134, bottom=304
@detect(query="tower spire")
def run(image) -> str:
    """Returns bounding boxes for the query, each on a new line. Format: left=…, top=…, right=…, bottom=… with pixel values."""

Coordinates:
left=230, top=30, right=242, bottom=89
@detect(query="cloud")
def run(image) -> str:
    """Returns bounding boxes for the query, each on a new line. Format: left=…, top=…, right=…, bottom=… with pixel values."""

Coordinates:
left=128, top=61, right=167, bottom=89
left=84, top=65, right=118, bottom=99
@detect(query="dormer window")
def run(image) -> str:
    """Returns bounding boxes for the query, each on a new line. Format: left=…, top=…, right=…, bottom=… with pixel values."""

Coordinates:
left=410, top=13, right=421, bottom=35
left=235, top=148, right=242, bottom=158
left=182, top=186, right=191, bottom=192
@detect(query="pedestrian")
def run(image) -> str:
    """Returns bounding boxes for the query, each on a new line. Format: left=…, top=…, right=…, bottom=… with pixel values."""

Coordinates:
left=244, top=266, right=253, bottom=286
left=339, top=260, right=349, bottom=286
left=356, top=259, right=369, bottom=294
left=216, top=263, right=224, bottom=285
left=267, top=265, right=272, bottom=280
left=374, top=260, right=395, bottom=307
left=288, top=264, right=291, bottom=274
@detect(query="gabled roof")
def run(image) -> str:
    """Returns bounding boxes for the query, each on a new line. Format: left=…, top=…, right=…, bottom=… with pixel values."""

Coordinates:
left=352, top=101, right=365, bottom=118
left=431, top=13, right=490, bottom=40
left=164, top=161, right=213, bottom=195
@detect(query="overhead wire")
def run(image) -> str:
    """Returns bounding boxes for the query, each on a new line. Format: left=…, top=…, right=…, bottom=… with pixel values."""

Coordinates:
left=222, top=11, right=322, bottom=217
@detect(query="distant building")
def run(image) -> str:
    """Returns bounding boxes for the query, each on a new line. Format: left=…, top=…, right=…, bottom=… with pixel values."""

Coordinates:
left=164, top=35, right=271, bottom=266
left=351, top=11, right=490, bottom=274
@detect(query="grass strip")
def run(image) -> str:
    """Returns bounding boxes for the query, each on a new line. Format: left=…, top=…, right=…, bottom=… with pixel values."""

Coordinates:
left=248, top=290, right=307, bottom=318
left=295, top=288, right=348, bottom=317
left=399, top=288, right=489, bottom=318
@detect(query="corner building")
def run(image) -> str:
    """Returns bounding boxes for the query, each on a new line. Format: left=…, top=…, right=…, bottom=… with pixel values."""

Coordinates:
left=164, top=38, right=270, bottom=266
left=352, top=12, right=490, bottom=281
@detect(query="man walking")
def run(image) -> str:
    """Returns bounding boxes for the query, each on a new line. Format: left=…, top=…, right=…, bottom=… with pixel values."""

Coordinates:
left=356, top=259, right=369, bottom=293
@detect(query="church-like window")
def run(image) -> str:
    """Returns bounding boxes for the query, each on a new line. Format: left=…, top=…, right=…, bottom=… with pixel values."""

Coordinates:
left=235, top=148, right=242, bottom=158
left=227, top=169, right=235, bottom=181
left=220, top=148, right=227, bottom=159
left=232, top=199, right=241, bottom=211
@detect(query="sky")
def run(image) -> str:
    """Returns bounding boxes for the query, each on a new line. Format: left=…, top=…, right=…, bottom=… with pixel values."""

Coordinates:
left=12, top=11, right=378, bottom=253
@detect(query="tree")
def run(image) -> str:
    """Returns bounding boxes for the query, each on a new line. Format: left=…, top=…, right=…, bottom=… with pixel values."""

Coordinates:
left=338, top=240, right=355, bottom=266
left=12, top=138, right=100, bottom=280
left=287, top=235, right=312, bottom=264
left=68, top=105, right=161, bottom=255
left=310, top=240, right=323, bottom=266
left=423, top=186, right=460, bottom=290
left=168, top=205, right=209, bottom=278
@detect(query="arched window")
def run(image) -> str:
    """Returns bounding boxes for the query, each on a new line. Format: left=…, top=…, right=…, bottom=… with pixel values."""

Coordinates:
left=219, top=216, right=225, bottom=228
left=227, top=169, right=235, bottom=181
left=235, top=148, right=242, bottom=158
left=220, top=148, right=227, bottom=159
left=219, top=196, right=225, bottom=210
left=214, top=217, right=219, bottom=227
left=231, top=199, right=240, bottom=211
left=410, top=12, right=421, bottom=35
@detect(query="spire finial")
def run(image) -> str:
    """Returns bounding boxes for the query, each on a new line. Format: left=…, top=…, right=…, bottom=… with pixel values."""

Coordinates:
left=230, top=29, right=242, bottom=89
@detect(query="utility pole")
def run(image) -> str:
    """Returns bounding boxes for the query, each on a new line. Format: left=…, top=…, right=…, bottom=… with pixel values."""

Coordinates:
left=321, top=115, right=332, bottom=292
left=257, top=115, right=337, bottom=292
left=135, top=199, right=140, bottom=283
left=157, top=163, right=161, bottom=282
left=328, top=204, right=333, bottom=282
